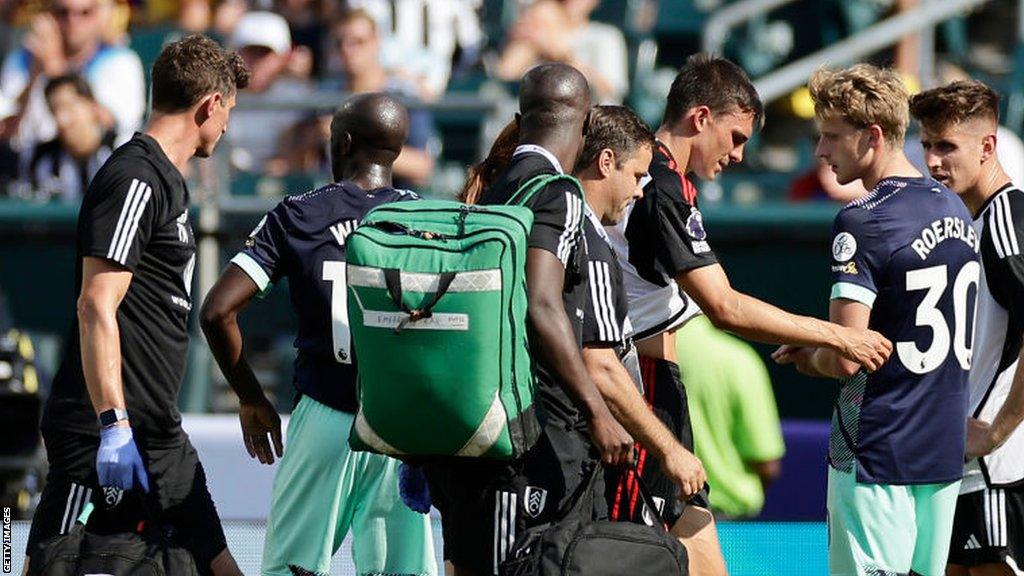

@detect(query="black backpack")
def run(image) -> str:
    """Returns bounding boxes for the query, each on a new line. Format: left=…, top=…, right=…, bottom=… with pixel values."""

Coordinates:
left=500, top=464, right=688, bottom=576
left=28, top=500, right=199, bottom=576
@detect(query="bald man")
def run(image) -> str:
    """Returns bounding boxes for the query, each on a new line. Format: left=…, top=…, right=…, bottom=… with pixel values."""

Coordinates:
left=200, top=93, right=436, bottom=576
left=424, top=64, right=633, bottom=576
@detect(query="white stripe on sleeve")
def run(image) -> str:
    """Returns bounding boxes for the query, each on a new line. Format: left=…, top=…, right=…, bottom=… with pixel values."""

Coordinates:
left=114, top=182, right=152, bottom=264
left=598, top=263, right=621, bottom=342
left=106, top=179, right=141, bottom=260
left=1001, top=194, right=1020, bottom=256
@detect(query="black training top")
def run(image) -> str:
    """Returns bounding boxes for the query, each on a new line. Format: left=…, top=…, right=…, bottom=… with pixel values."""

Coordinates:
left=43, top=133, right=196, bottom=446
left=478, top=147, right=589, bottom=429
left=581, top=214, right=629, bottom=349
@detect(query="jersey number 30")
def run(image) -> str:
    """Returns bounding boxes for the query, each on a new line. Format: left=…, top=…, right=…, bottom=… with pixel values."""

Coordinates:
left=323, top=261, right=352, bottom=364
left=897, top=262, right=979, bottom=374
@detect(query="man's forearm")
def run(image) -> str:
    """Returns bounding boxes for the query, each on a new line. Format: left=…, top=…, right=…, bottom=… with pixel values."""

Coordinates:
left=584, top=347, right=681, bottom=459
left=78, top=302, right=127, bottom=415
left=713, top=290, right=841, bottom=350
left=392, top=146, right=434, bottom=187
left=988, top=346, right=1024, bottom=448
left=201, top=312, right=265, bottom=405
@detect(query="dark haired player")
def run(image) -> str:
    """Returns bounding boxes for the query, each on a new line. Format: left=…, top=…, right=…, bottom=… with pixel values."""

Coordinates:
left=911, top=80, right=1024, bottom=576
left=607, top=53, right=892, bottom=573
left=200, top=93, right=435, bottom=576
left=24, top=34, right=249, bottom=576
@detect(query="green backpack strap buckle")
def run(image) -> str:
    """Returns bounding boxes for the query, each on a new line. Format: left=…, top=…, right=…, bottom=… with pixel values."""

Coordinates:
left=383, top=269, right=458, bottom=333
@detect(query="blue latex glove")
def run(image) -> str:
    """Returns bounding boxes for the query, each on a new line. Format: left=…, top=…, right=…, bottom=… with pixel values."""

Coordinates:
left=97, top=425, right=150, bottom=492
left=398, top=463, right=431, bottom=514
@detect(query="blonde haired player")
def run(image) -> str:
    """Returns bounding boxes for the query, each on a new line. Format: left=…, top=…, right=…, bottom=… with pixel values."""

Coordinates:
left=775, top=64, right=980, bottom=576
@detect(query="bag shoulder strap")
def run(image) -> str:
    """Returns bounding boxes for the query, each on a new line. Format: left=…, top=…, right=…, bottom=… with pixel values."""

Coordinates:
left=506, top=173, right=586, bottom=241
left=556, top=462, right=674, bottom=532
left=508, top=173, right=583, bottom=209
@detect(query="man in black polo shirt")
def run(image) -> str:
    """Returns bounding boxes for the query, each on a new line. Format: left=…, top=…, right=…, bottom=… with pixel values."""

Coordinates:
left=572, top=105, right=709, bottom=523
left=24, top=35, right=249, bottom=576
left=425, top=63, right=633, bottom=576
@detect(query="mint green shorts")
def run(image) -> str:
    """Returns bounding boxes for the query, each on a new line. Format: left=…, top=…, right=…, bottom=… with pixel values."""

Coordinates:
left=827, top=466, right=960, bottom=576
left=261, top=396, right=436, bottom=576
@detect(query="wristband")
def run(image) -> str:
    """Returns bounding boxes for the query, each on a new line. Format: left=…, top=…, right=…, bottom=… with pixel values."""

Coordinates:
left=98, top=408, right=129, bottom=428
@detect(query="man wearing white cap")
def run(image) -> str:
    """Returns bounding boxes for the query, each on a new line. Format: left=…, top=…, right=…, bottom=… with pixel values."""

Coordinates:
left=224, top=10, right=313, bottom=172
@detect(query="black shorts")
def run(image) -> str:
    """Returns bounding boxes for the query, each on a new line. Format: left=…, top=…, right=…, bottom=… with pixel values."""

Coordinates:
left=425, top=420, right=605, bottom=575
left=606, top=355, right=708, bottom=526
left=948, top=485, right=1024, bottom=567
left=26, top=429, right=227, bottom=575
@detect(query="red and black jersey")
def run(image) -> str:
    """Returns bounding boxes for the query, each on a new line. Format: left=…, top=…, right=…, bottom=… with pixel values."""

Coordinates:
left=609, top=141, right=715, bottom=339
left=625, top=141, right=717, bottom=285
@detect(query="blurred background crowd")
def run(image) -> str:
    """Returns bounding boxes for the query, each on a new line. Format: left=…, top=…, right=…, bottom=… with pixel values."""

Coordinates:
left=2, top=0, right=1021, bottom=205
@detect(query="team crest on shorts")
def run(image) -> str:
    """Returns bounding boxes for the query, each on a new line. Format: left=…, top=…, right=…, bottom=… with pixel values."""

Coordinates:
left=523, top=486, right=548, bottom=518
left=102, top=486, right=123, bottom=507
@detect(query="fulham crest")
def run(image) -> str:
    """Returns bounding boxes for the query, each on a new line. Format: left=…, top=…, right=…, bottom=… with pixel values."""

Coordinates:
left=523, top=486, right=548, bottom=518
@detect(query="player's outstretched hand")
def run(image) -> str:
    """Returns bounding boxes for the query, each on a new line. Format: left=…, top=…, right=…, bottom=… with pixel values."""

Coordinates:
left=836, top=326, right=892, bottom=372
left=240, top=397, right=284, bottom=465
left=661, top=448, right=707, bottom=500
left=97, top=424, right=150, bottom=493
left=965, top=417, right=998, bottom=461
left=587, top=406, right=635, bottom=468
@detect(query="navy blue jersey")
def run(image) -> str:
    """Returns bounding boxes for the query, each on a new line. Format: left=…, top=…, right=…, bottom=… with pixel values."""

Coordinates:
left=232, top=181, right=418, bottom=413
left=828, top=176, right=980, bottom=484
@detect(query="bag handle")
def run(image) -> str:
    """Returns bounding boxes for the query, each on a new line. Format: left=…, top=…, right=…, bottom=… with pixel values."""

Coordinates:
left=383, top=269, right=457, bottom=333
left=507, top=173, right=585, bottom=216
left=633, top=469, right=672, bottom=531
left=556, top=461, right=603, bottom=521
left=556, top=461, right=674, bottom=532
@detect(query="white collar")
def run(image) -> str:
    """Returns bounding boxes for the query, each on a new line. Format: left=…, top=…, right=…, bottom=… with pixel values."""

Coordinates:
left=585, top=203, right=611, bottom=242
left=513, top=144, right=564, bottom=174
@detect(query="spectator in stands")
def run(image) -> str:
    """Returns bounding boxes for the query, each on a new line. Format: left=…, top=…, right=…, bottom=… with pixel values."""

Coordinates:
left=275, top=0, right=329, bottom=79
left=15, top=73, right=114, bottom=202
left=674, top=315, right=786, bottom=519
left=495, top=0, right=628, bottom=104
left=344, top=0, right=483, bottom=100
left=224, top=10, right=315, bottom=173
left=263, top=114, right=329, bottom=178
left=0, top=0, right=144, bottom=150
left=326, top=8, right=438, bottom=188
